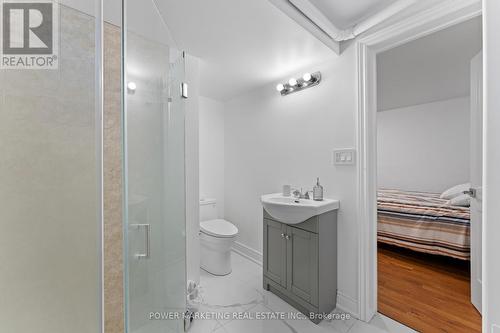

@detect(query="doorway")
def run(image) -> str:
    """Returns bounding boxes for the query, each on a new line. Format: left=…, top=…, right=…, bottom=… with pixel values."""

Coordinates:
left=355, top=1, right=483, bottom=330
left=375, top=18, right=482, bottom=331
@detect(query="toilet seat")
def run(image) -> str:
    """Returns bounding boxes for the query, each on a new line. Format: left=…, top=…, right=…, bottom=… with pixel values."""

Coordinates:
left=200, top=219, right=238, bottom=238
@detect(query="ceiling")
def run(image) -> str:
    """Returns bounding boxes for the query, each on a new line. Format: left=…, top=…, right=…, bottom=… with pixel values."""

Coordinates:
left=154, top=0, right=459, bottom=101
left=377, top=16, right=482, bottom=111
left=67, top=0, right=473, bottom=102
left=308, top=0, right=399, bottom=29
left=155, top=0, right=339, bottom=101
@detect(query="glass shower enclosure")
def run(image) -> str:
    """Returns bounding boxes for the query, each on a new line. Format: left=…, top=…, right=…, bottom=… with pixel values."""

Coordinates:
left=0, top=0, right=103, bottom=332
left=122, top=1, right=187, bottom=332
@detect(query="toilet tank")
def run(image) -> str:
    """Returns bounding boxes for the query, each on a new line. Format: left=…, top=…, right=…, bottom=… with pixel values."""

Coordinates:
left=200, top=198, right=217, bottom=221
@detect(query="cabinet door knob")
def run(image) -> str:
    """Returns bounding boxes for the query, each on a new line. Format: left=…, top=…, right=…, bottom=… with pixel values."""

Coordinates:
left=281, top=233, right=285, bottom=238
left=285, top=235, right=290, bottom=240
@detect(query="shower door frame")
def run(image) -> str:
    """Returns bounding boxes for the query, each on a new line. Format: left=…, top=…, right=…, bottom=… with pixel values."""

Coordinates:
left=96, top=0, right=105, bottom=331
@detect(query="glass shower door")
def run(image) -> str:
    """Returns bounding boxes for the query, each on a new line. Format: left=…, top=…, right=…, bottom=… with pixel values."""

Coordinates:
left=123, top=2, right=187, bottom=332
left=0, top=1, right=103, bottom=332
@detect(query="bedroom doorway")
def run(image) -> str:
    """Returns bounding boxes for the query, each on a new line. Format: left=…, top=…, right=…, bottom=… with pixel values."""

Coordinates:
left=374, top=17, right=482, bottom=332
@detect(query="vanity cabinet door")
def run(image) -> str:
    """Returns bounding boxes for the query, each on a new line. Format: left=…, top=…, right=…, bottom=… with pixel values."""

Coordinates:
left=263, top=219, right=287, bottom=288
left=286, top=226, right=319, bottom=307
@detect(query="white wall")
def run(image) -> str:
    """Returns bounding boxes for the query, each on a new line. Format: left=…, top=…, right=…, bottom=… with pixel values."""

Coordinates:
left=224, top=47, right=359, bottom=314
left=199, top=97, right=225, bottom=218
left=483, top=1, right=500, bottom=331
left=377, top=97, right=470, bottom=193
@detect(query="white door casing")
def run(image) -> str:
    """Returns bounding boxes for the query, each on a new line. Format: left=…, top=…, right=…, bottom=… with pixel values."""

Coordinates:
left=470, top=51, right=483, bottom=314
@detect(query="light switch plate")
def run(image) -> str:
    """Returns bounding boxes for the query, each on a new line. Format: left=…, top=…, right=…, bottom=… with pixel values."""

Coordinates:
left=333, top=149, right=356, bottom=165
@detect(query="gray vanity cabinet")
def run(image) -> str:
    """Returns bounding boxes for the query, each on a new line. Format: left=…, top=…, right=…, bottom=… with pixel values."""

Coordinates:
left=263, top=209, right=337, bottom=323
left=263, top=219, right=287, bottom=287
left=287, top=226, right=319, bottom=306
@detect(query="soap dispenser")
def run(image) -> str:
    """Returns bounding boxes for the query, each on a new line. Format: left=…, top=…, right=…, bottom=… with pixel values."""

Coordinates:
left=313, top=178, right=324, bottom=201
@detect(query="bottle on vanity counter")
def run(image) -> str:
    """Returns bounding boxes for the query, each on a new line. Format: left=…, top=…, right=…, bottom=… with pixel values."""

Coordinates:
left=282, top=184, right=291, bottom=197
left=313, top=177, right=323, bottom=201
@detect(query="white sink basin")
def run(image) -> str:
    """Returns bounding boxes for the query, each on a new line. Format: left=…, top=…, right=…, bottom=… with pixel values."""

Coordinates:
left=261, top=193, right=340, bottom=224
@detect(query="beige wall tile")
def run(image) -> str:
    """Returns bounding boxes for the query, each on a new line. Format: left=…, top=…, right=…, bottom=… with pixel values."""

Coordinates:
left=104, top=23, right=124, bottom=333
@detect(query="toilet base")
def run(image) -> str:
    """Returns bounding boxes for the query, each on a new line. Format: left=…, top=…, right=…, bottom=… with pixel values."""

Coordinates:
left=200, top=232, right=235, bottom=276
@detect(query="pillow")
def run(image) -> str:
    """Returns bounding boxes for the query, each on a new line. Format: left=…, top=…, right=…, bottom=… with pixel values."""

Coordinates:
left=440, top=183, right=471, bottom=200
left=448, top=193, right=471, bottom=207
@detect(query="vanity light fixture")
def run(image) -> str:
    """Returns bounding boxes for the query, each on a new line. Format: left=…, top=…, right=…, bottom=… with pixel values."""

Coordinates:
left=276, top=71, right=321, bottom=96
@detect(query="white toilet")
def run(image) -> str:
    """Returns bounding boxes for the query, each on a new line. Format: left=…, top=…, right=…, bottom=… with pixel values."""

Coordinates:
left=199, top=198, right=238, bottom=275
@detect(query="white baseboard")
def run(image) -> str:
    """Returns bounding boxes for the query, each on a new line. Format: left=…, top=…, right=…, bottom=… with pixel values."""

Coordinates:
left=336, top=291, right=359, bottom=319
left=232, top=241, right=262, bottom=266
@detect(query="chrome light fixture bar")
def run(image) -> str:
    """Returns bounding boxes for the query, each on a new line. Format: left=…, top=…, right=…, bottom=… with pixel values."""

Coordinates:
left=276, top=71, right=321, bottom=96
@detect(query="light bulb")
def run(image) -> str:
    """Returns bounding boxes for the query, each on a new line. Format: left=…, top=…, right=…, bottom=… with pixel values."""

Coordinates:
left=276, top=83, right=285, bottom=92
left=288, top=78, right=298, bottom=86
left=127, top=81, right=137, bottom=91
left=303, top=72, right=312, bottom=82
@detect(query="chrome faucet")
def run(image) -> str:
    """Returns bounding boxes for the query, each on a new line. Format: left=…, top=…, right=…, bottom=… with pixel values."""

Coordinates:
left=292, top=188, right=313, bottom=200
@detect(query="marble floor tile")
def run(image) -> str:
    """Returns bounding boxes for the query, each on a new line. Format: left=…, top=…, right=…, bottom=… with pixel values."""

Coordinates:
left=193, top=252, right=414, bottom=333
left=214, top=304, right=312, bottom=333
left=367, top=313, right=417, bottom=333
left=317, top=308, right=357, bottom=333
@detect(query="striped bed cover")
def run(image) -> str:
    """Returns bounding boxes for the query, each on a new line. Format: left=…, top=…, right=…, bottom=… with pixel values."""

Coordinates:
left=377, top=189, right=471, bottom=260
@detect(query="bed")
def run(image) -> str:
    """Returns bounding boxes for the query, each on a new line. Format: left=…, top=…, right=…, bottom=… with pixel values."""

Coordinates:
left=377, top=189, right=471, bottom=260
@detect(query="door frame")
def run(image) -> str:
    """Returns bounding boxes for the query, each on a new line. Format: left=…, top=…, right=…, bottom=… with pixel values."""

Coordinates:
left=469, top=52, right=483, bottom=313
left=355, top=0, right=482, bottom=322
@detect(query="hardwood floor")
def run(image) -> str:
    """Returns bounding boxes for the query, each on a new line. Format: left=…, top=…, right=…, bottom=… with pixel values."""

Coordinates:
left=378, top=243, right=481, bottom=333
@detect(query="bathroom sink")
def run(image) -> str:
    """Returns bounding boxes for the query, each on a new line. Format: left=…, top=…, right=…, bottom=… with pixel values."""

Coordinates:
left=260, top=193, right=340, bottom=224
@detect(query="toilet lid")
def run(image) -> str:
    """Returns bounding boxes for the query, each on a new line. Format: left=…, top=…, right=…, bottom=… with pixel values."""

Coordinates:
left=200, top=219, right=238, bottom=238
